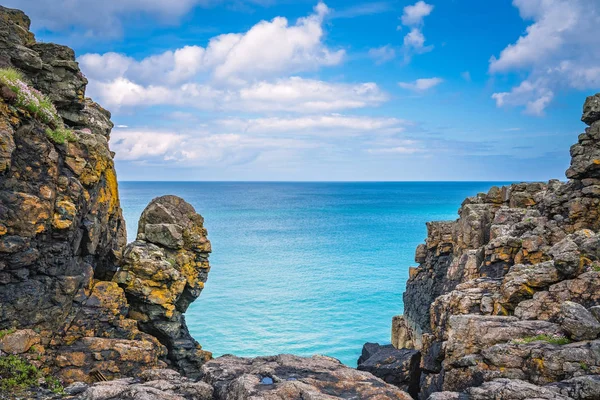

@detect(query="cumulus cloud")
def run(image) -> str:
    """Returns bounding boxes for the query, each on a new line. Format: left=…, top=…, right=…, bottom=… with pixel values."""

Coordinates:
left=490, top=0, right=600, bottom=115
left=399, top=1, right=434, bottom=60
left=109, top=113, right=407, bottom=166
left=400, top=1, right=434, bottom=26
left=398, top=77, right=443, bottom=92
left=87, top=77, right=387, bottom=113
left=79, top=3, right=344, bottom=85
left=111, top=128, right=317, bottom=166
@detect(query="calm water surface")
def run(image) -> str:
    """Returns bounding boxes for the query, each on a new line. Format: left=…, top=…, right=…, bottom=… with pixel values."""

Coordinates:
left=119, top=182, right=506, bottom=366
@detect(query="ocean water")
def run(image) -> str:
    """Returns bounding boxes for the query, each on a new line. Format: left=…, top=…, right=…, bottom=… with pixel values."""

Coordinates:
left=119, top=182, right=505, bottom=366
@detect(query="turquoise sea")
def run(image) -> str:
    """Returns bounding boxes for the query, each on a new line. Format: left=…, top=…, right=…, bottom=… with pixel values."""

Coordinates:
left=119, top=182, right=506, bottom=366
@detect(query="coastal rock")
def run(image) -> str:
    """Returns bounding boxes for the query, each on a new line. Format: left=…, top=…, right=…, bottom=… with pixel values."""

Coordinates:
left=0, top=5, right=210, bottom=388
left=391, top=92, right=600, bottom=398
left=76, top=369, right=213, bottom=400
left=558, top=301, right=600, bottom=341
left=357, top=343, right=421, bottom=396
left=201, top=354, right=413, bottom=400
left=115, top=195, right=212, bottom=378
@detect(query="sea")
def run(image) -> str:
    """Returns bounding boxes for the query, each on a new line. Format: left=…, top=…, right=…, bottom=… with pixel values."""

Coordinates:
left=119, top=181, right=507, bottom=366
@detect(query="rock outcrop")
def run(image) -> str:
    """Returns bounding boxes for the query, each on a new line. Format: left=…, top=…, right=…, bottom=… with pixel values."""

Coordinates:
left=390, top=94, right=600, bottom=398
left=0, top=5, right=212, bottom=388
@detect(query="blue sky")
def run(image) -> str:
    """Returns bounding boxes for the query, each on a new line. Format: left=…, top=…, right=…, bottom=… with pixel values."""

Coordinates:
left=11, top=0, right=600, bottom=181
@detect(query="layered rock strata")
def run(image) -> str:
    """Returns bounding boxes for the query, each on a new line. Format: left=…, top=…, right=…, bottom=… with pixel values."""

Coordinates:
left=391, top=94, right=600, bottom=399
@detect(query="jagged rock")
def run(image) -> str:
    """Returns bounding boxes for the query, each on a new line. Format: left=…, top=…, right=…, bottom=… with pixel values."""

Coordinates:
left=115, top=195, right=211, bottom=378
left=356, top=343, right=421, bottom=396
left=546, top=375, right=600, bottom=400
left=201, top=354, right=413, bottom=399
left=392, top=315, right=415, bottom=349
left=559, top=301, right=600, bottom=341
left=582, top=94, right=600, bottom=125
left=466, top=379, right=571, bottom=400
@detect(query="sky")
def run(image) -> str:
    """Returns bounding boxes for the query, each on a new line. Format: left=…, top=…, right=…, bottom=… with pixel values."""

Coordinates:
left=9, top=0, right=600, bottom=181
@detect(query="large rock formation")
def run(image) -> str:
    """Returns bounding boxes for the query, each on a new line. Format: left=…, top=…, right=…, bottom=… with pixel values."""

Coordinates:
left=0, top=5, right=211, bottom=387
left=390, top=94, right=600, bottom=399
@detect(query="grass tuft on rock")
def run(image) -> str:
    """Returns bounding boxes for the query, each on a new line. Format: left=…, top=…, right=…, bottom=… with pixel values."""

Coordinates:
left=0, top=355, right=64, bottom=394
left=512, top=334, right=571, bottom=345
left=0, top=67, right=61, bottom=126
left=45, top=127, right=77, bottom=144
left=0, top=327, right=16, bottom=340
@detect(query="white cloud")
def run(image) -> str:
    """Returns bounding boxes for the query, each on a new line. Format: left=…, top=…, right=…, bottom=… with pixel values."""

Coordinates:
left=490, top=0, right=600, bottom=115
left=79, top=2, right=344, bottom=85
left=111, top=128, right=317, bottom=166
left=87, top=77, right=388, bottom=113
left=398, top=77, right=443, bottom=92
left=400, top=1, right=433, bottom=26
left=217, top=115, right=408, bottom=135
left=331, top=2, right=393, bottom=19
left=398, top=1, right=434, bottom=61
left=368, top=45, right=396, bottom=65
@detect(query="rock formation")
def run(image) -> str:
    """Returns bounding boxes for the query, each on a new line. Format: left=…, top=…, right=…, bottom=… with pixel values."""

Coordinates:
left=0, top=4, right=210, bottom=386
left=388, top=95, right=600, bottom=399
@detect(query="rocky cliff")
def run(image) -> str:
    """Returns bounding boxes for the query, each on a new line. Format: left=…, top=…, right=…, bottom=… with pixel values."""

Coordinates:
left=0, top=4, right=210, bottom=386
left=379, top=96, right=600, bottom=399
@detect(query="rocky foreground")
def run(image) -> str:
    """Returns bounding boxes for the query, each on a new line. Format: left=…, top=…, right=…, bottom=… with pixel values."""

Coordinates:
left=352, top=96, right=600, bottom=398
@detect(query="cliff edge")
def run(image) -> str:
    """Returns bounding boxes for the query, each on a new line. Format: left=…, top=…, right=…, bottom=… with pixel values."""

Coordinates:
left=379, top=95, right=600, bottom=399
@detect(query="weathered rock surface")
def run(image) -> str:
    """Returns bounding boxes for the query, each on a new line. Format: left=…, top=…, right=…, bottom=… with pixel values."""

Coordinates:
left=114, top=196, right=212, bottom=378
left=357, top=343, right=421, bottom=397
left=388, top=93, right=600, bottom=398
left=201, top=354, right=413, bottom=399
left=0, top=4, right=212, bottom=390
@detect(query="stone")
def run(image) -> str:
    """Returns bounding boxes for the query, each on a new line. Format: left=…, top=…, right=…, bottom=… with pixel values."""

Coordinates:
left=559, top=301, right=600, bottom=341
left=0, top=328, right=39, bottom=354
left=201, top=354, right=413, bottom=399
left=546, top=375, right=600, bottom=400
left=64, top=382, right=89, bottom=395
left=116, top=196, right=211, bottom=377
left=589, top=305, right=600, bottom=322
left=582, top=94, right=600, bottom=125
left=357, top=342, right=421, bottom=397
left=466, top=379, right=571, bottom=400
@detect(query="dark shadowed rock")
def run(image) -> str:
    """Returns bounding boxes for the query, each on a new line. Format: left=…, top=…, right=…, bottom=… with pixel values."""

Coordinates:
left=357, top=342, right=421, bottom=397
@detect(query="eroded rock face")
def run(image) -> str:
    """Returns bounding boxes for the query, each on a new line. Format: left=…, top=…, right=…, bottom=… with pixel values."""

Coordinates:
left=115, top=196, right=212, bottom=378
left=390, top=93, right=600, bottom=398
left=0, top=5, right=210, bottom=387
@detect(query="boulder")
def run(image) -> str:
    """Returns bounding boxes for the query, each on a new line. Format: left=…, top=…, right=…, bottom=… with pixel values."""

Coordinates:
left=582, top=94, right=600, bottom=125
left=0, top=328, right=39, bottom=354
left=559, top=301, right=600, bottom=341
left=357, top=342, right=421, bottom=397
left=201, top=354, right=412, bottom=400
